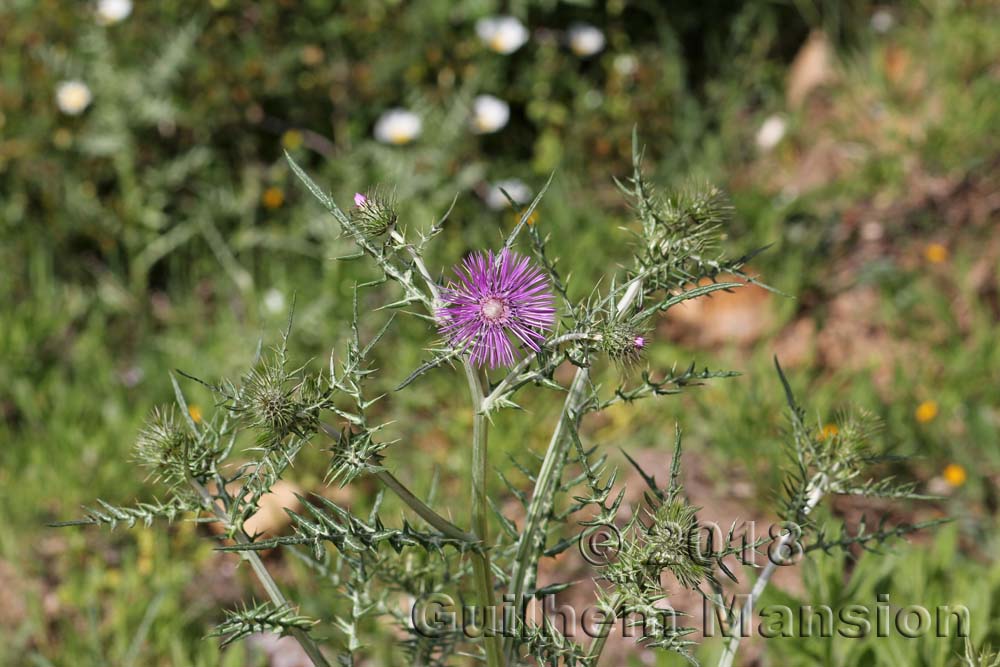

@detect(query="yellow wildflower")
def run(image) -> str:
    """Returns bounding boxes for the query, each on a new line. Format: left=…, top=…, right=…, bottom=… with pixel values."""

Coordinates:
left=819, top=423, right=839, bottom=440
left=942, top=463, right=966, bottom=487
left=510, top=211, right=538, bottom=226
left=924, top=243, right=948, bottom=264
left=915, top=400, right=938, bottom=423
left=262, top=187, right=285, bottom=209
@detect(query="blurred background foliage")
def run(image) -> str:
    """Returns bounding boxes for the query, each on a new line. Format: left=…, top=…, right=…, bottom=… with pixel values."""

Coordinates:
left=1, top=0, right=998, bottom=665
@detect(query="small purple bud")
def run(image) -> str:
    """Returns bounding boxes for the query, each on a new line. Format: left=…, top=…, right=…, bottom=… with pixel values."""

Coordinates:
left=350, top=187, right=396, bottom=238
left=599, top=321, right=648, bottom=366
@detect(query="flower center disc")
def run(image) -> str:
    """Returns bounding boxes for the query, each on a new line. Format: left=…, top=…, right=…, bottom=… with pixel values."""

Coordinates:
left=481, top=297, right=506, bottom=321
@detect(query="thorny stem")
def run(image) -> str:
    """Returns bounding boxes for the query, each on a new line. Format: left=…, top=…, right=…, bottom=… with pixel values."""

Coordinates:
left=188, top=478, right=332, bottom=667
left=397, top=225, right=502, bottom=663
left=391, top=229, right=441, bottom=308
left=318, top=422, right=477, bottom=544
left=504, top=369, right=590, bottom=662
left=715, top=474, right=828, bottom=667
left=503, top=277, right=643, bottom=662
left=464, top=363, right=504, bottom=667
left=481, top=332, right=597, bottom=412
left=175, top=377, right=327, bottom=660
left=585, top=594, right=625, bottom=665
left=374, top=469, right=479, bottom=544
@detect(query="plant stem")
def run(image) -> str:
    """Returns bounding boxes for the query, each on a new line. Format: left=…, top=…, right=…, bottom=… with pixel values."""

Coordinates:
left=584, top=593, right=624, bottom=665
left=390, top=230, right=441, bottom=307
left=318, top=422, right=477, bottom=544
left=242, top=547, right=331, bottom=667
left=373, top=469, right=479, bottom=543
left=502, top=277, right=643, bottom=662
left=188, top=479, right=332, bottom=667
left=504, top=368, right=589, bottom=662
left=464, top=362, right=504, bottom=667
left=480, top=332, right=596, bottom=412
left=715, top=475, right=827, bottom=667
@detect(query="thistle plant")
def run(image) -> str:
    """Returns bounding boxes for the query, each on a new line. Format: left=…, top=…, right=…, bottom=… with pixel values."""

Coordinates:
left=56, top=132, right=941, bottom=667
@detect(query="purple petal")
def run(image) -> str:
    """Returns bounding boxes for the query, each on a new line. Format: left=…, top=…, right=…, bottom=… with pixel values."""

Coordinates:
left=437, top=249, right=556, bottom=368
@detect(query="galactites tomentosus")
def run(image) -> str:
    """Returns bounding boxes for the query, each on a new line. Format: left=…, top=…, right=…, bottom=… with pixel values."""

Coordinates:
left=641, top=183, right=732, bottom=283
left=56, top=138, right=943, bottom=667
left=640, top=500, right=711, bottom=590
left=622, top=162, right=742, bottom=295
left=437, top=249, right=556, bottom=368
left=133, top=406, right=196, bottom=486
left=598, top=318, right=649, bottom=367
left=647, top=183, right=732, bottom=252
left=598, top=443, right=710, bottom=604
left=350, top=187, right=397, bottom=239
left=224, top=350, right=331, bottom=444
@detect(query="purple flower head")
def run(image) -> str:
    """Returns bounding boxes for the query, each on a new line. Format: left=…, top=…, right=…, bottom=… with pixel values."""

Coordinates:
left=354, top=192, right=368, bottom=207
left=438, top=249, right=556, bottom=368
left=634, top=336, right=646, bottom=349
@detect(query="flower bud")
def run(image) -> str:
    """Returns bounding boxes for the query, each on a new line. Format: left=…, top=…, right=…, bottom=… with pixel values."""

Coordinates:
left=643, top=501, right=710, bottom=589
left=134, top=407, right=196, bottom=486
left=350, top=187, right=397, bottom=239
left=599, top=320, right=648, bottom=366
left=242, top=366, right=298, bottom=436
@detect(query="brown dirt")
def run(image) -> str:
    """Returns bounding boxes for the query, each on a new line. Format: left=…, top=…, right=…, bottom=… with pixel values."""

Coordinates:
left=662, top=275, right=776, bottom=349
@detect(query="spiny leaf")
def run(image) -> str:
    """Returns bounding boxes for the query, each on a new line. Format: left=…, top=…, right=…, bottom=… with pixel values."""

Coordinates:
left=208, top=601, right=316, bottom=648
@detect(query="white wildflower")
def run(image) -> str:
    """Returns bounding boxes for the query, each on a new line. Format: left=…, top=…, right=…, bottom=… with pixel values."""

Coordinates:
left=119, top=365, right=144, bottom=388
left=476, top=16, right=529, bottom=55
left=373, top=109, right=422, bottom=145
left=871, top=9, right=895, bottom=34
left=263, top=288, right=286, bottom=315
left=567, top=23, right=605, bottom=57
left=755, top=114, right=787, bottom=151
left=471, top=95, right=510, bottom=134
left=96, top=0, right=132, bottom=24
left=613, top=54, right=638, bottom=76
left=55, top=80, right=92, bottom=116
